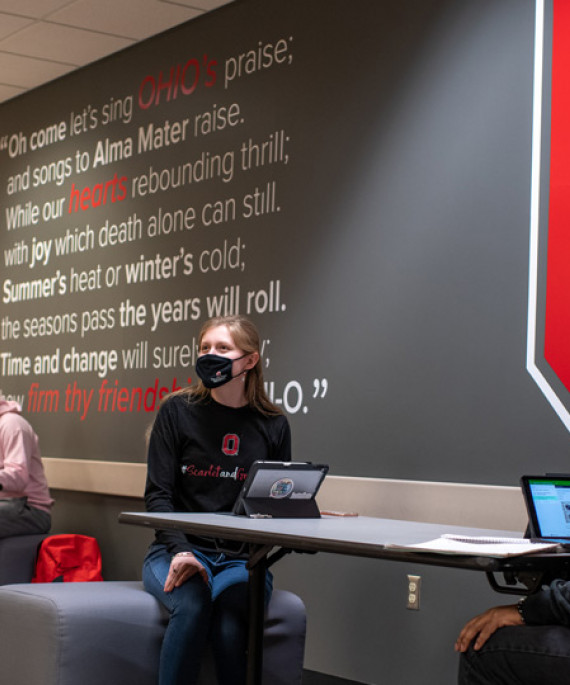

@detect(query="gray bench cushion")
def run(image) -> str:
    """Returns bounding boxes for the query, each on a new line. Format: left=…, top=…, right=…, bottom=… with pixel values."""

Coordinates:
left=0, top=581, right=305, bottom=685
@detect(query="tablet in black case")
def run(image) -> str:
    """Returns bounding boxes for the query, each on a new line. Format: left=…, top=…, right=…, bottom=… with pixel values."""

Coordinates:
left=233, top=461, right=329, bottom=518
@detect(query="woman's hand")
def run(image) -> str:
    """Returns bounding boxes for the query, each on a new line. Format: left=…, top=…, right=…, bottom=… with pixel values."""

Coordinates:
left=164, top=552, right=209, bottom=593
left=455, top=605, right=523, bottom=653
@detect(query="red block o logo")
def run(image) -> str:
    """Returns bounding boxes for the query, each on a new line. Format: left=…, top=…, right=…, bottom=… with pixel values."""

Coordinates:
left=221, top=434, right=240, bottom=456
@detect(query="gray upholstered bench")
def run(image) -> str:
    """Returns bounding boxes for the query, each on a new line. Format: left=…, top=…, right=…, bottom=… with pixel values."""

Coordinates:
left=0, top=534, right=47, bottom=584
left=0, top=581, right=306, bottom=685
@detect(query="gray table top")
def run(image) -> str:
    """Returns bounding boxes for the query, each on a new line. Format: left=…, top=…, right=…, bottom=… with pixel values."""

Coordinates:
left=119, top=511, right=530, bottom=570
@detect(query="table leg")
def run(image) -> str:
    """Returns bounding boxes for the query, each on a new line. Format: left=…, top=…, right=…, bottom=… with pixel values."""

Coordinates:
left=247, top=545, right=268, bottom=685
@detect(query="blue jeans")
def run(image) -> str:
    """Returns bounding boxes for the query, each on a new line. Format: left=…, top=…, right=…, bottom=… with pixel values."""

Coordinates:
left=459, top=625, right=570, bottom=684
left=143, top=543, right=272, bottom=685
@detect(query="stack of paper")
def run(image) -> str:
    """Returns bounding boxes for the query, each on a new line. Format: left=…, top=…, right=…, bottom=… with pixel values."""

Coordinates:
left=386, top=534, right=560, bottom=557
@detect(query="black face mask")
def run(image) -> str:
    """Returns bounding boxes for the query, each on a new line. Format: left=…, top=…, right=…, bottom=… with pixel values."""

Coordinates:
left=195, top=353, right=248, bottom=389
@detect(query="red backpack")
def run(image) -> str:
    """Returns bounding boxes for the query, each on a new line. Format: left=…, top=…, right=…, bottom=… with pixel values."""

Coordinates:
left=32, top=534, right=103, bottom=583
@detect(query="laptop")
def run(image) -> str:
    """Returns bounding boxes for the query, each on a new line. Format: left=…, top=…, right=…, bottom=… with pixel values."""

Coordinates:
left=521, top=475, right=570, bottom=543
left=232, top=461, right=329, bottom=518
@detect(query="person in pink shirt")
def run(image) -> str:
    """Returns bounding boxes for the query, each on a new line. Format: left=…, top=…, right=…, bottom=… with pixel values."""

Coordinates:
left=0, top=392, right=53, bottom=537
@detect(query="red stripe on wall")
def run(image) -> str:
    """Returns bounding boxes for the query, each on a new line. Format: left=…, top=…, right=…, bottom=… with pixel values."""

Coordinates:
left=544, top=0, right=570, bottom=389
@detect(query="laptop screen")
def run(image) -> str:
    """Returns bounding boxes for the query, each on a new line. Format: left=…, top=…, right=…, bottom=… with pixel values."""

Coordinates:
left=521, top=475, right=570, bottom=539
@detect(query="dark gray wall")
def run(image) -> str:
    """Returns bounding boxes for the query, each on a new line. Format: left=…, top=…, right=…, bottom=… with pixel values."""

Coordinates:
left=1, top=0, right=566, bottom=485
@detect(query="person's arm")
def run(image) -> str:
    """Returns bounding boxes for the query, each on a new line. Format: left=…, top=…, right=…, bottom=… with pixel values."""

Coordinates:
left=522, top=579, right=570, bottom=626
left=144, top=400, right=196, bottom=555
left=455, top=604, right=523, bottom=652
left=455, top=578, right=570, bottom=653
left=0, top=415, right=34, bottom=492
left=145, top=399, right=208, bottom=590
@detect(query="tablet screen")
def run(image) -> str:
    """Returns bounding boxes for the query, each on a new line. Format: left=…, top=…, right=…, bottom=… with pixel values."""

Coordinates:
left=521, top=475, right=570, bottom=539
left=245, top=465, right=326, bottom=499
left=232, top=461, right=328, bottom=516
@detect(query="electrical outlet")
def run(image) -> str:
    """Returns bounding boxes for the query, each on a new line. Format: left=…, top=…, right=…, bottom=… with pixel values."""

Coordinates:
left=407, top=574, right=421, bottom=610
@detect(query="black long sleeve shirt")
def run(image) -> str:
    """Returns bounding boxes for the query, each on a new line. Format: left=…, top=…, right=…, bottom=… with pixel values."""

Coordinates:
left=523, top=579, right=570, bottom=626
left=144, top=394, right=291, bottom=554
